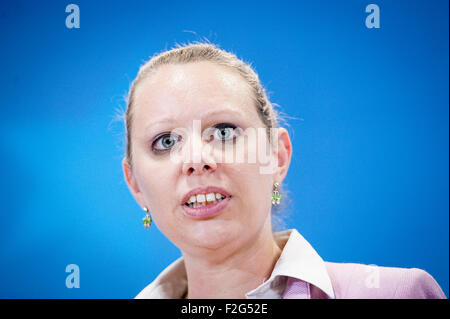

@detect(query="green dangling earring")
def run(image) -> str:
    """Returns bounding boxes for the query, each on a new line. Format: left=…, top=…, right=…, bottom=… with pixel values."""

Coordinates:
left=272, top=182, right=282, bottom=205
left=142, top=206, right=152, bottom=229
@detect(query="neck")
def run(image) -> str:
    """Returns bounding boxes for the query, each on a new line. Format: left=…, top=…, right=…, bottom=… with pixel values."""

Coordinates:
left=183, top=220, right=282, bottom=299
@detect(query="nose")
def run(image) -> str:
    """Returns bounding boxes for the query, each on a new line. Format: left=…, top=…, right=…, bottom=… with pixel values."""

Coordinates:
left=182, top=161, right=216, bottom=176
left=181, top=134, right=217, bottom=176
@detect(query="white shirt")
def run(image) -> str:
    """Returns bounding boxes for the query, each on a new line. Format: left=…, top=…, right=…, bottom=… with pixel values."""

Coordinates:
left=135, top=229, right=335, bottom=299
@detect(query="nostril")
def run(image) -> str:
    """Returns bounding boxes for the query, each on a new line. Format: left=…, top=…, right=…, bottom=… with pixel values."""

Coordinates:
left=185, top=164, right=213, bottom=175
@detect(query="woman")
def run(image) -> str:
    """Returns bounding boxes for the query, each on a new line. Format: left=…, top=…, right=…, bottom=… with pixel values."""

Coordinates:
left=122, top=43, right=445, bottom=299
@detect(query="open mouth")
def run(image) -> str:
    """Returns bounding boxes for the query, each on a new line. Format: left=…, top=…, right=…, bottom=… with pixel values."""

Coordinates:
left=183, top=192, right=230, bottom=209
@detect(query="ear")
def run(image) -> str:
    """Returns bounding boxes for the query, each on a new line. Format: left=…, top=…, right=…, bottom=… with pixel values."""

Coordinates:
left=272, top=127, right=292, bottom=182
left=122, top=157, right=145, bottom=208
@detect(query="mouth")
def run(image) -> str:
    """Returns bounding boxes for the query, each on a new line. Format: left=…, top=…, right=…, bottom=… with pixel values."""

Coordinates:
left=183, top=192, right=229, bottom=208
left=181, top=186, right=232, bottom=219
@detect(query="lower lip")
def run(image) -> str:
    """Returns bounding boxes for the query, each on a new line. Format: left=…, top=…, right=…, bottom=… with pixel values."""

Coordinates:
left=181, top=196, right=232, bottom=219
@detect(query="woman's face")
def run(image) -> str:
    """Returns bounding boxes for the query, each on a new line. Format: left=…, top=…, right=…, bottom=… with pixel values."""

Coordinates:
left=123, top=61, right=290, bottom=256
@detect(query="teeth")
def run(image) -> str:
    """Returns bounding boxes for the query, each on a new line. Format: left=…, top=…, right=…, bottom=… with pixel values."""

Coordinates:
left=196, top=194, right=206, bottom=203
left=186, top=192, right=227, bottom=207
left=193, top=202, right=204, bottom=208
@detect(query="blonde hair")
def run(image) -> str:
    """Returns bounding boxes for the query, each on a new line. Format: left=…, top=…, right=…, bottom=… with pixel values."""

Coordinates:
left=124, top=43, right=282, bottom=168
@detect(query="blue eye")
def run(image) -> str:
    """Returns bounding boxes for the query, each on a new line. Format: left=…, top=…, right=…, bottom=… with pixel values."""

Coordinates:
left=213, top=123, right=238, bottom=141
left=151, top=123, right=239, bottom=154
left=152, top=133, right=182, bottom=153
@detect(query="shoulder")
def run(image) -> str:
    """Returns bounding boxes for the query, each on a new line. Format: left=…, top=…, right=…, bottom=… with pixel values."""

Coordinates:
left=324, top=262, right=446, bottom=299
left=135, top=257, right=187, bottom=299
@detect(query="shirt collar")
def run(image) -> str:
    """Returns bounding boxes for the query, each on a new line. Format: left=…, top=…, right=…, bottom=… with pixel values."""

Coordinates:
left=246, top=229, right=335, bottom=299
left=135, top=229, right=335, bottom=299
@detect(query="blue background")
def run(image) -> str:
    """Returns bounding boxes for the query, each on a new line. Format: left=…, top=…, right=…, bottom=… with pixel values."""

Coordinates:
left=0, top=0, right=448, bottom=298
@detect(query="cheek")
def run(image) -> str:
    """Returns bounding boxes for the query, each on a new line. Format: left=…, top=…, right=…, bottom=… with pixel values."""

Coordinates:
left=224, top=135, right=274, bottom=217
left=229, top=163, right=273, bottom=217
left=234, top=130, right=275, bottom=168
left=134, top=157, right=178, bottom=213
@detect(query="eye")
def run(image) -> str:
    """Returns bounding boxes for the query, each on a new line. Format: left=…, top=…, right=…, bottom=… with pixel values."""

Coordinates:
left=212, top=123, right=239, bottom=141
left=152, top=133, right=182, bottom=153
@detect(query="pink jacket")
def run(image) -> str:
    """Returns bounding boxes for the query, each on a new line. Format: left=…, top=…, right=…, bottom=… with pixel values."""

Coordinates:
left=137, top=229, right=446, bottom=299
left=283, top=262, right=446, bottom=299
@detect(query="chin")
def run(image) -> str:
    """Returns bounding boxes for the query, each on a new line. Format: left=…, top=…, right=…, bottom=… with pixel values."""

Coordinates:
left=184, top=219, right=240, bottom=251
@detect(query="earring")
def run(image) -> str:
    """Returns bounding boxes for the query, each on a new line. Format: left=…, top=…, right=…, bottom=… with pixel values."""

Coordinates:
left=142, top=206, right=152, bottom=229
left=272, top=182, right=282, bottom=205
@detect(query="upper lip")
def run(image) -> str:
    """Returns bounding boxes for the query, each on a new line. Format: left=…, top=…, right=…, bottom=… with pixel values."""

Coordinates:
left=181, top=186, right=231, bottom=205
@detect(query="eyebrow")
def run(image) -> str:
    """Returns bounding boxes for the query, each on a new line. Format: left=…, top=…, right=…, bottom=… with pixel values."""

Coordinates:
left=144, top=108, right=245, bottom=133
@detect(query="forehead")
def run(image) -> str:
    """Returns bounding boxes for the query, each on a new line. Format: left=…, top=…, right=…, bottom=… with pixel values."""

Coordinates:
left=132, top=62, right=260, bottom=133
